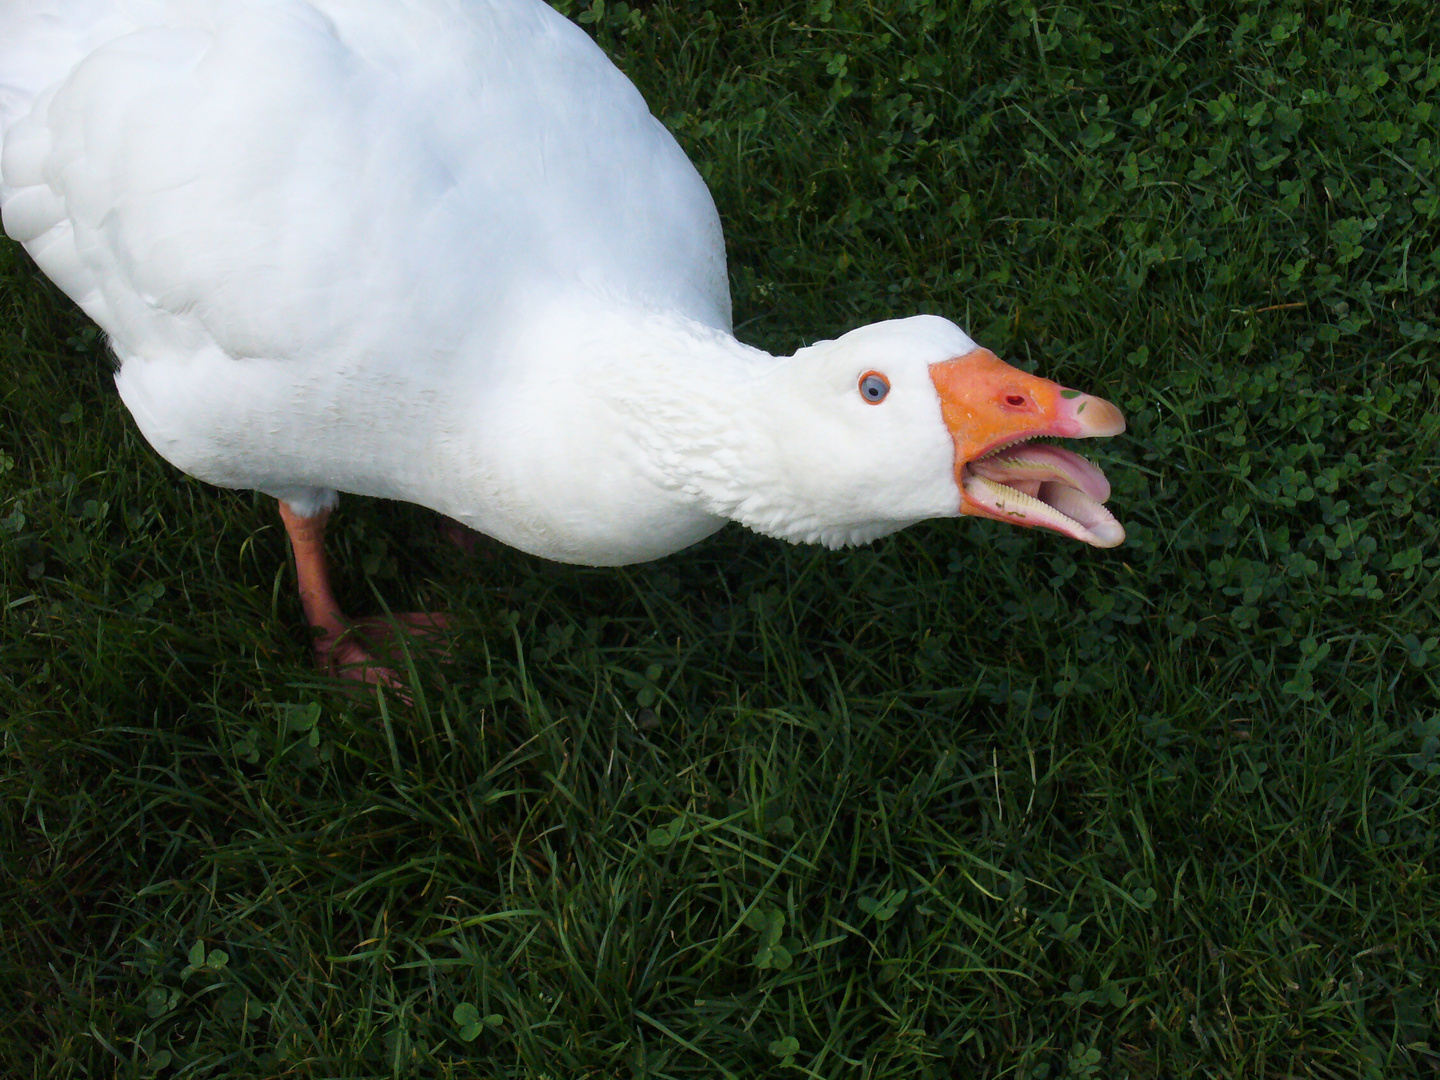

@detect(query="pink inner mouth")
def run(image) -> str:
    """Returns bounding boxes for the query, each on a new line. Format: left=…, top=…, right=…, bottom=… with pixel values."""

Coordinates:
left=969, top=442, right=1111, bottom=501
left=963, top=439, right=1124, bottom=548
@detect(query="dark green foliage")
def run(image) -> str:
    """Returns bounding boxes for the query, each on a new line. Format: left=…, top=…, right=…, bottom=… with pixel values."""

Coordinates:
left=2, top=1, right=1437, bottom=1076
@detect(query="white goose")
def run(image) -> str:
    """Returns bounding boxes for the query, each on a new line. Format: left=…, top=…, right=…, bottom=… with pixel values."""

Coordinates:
left=1, top=0, right=1126, bottom=681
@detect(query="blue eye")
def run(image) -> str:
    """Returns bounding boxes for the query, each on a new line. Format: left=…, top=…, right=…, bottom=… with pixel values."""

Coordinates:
left=859, top=372, right=890, bottom=404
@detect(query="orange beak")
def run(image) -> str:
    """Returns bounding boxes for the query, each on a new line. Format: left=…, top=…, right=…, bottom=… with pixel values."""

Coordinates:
left=929, top=348, right=1127, bottom=547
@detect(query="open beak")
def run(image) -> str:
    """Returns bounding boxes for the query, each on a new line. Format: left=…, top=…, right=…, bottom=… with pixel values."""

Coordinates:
left=929, top=348, right=1127, bottom=548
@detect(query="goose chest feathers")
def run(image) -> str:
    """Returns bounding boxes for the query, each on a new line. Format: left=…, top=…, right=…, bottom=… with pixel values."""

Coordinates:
left=1, top=0, right=1127, bottom=679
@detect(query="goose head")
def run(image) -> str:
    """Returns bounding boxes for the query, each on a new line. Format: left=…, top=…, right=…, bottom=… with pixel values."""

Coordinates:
left=725, top=315, right=1127, bottom=549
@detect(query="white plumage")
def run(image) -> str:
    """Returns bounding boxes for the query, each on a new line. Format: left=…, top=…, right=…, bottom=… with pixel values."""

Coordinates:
left=2, top=0, right=1125, bottom=676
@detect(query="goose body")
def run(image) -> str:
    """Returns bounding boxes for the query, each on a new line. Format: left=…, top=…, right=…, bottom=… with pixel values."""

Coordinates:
left=4, top=0, right=741, bottom=562
left=2, top=0, right=1126, bottom=676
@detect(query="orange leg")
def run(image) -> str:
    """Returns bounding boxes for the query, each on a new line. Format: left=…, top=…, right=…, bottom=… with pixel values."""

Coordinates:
left=277, top=501, right=445, bottom=687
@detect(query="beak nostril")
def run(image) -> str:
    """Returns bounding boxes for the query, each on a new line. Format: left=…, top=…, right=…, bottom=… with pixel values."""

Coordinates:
left=1005, top=395, right=1027, bottom=407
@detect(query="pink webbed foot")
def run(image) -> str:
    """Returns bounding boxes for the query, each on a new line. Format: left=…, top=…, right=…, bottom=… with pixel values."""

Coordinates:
left=278, top=501, right=447, bottom=689
left=312, top=613, right=449, bottom=688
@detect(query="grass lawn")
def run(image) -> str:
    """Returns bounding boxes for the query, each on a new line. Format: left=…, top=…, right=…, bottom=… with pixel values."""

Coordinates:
left=2, top=0, right=1438, bottom=1076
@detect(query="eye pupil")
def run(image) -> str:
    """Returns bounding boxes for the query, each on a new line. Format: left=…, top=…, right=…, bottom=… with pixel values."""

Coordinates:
left=859, top=372, right=890, bottom=404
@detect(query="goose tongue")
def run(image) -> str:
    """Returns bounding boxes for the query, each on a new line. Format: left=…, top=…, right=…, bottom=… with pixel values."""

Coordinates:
left=963, top=443, right=1123, bottom=548
left=968, top=443, right=1111, bottom=502
left=962, top=472, right=1124, bottom=547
